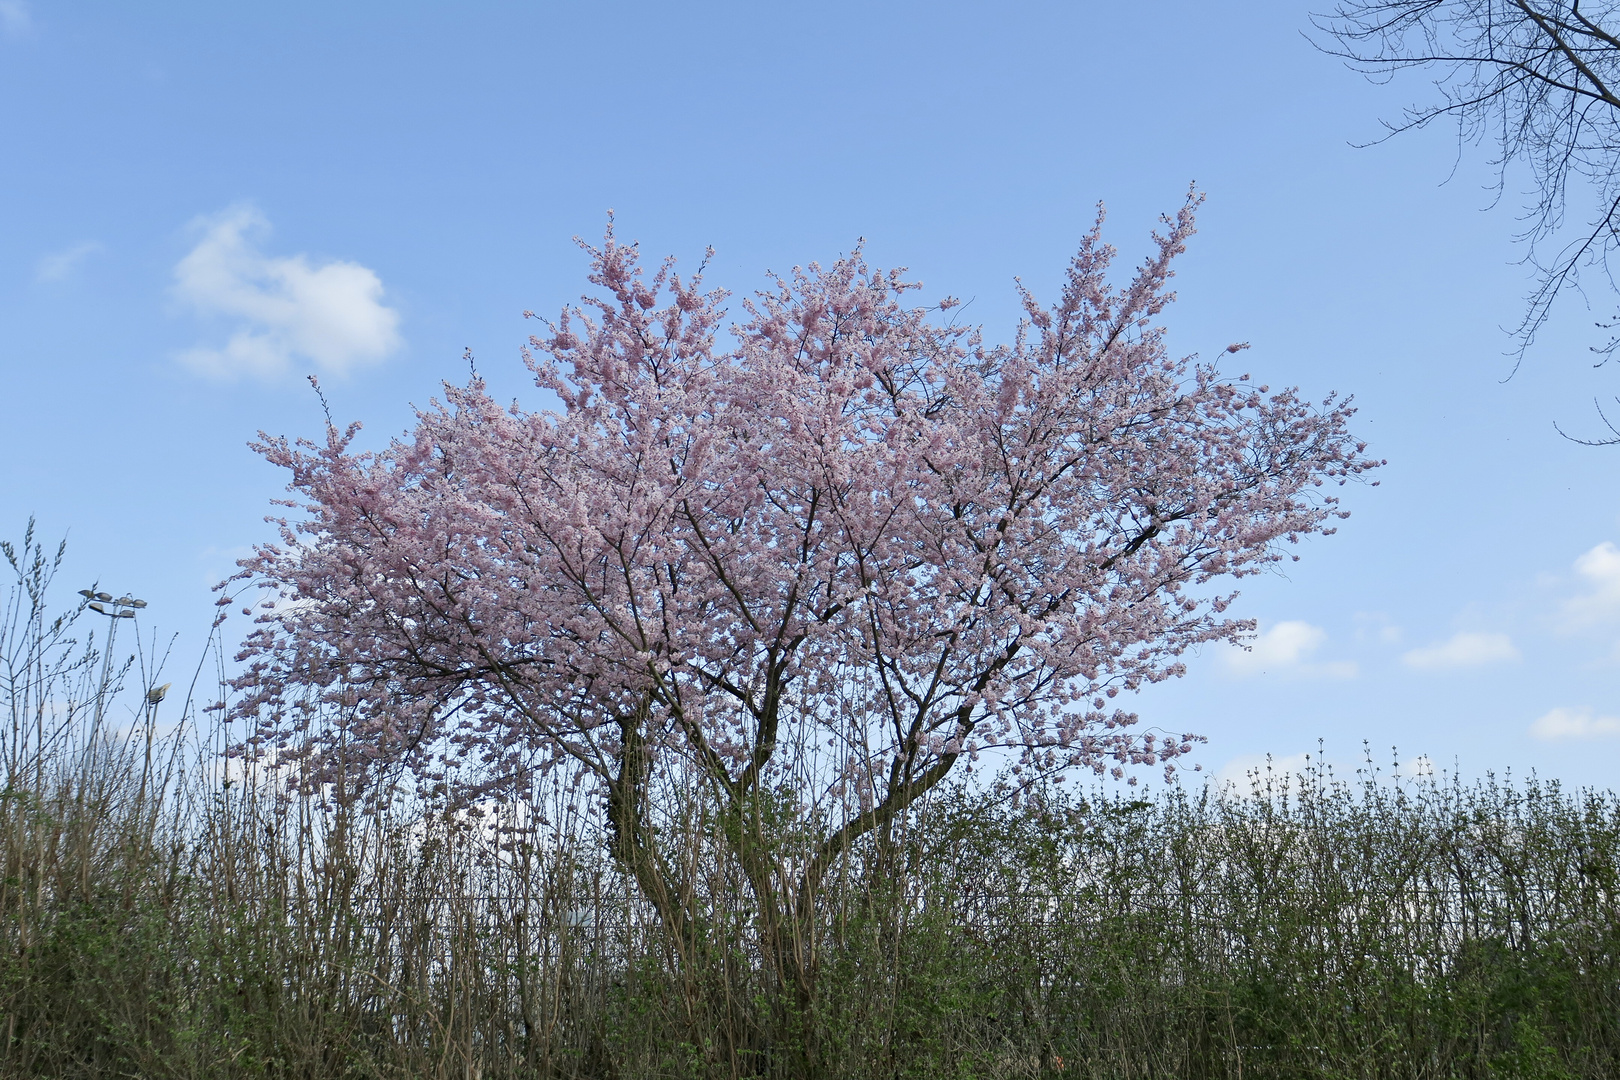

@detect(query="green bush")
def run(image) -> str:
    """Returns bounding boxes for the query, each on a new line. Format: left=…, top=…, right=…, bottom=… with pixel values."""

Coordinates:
left=4, top=746, right=1618, bottom=1079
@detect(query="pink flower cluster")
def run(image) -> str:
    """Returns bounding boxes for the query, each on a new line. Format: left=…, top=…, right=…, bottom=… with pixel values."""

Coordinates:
left=231, top=194, right=1376, bottom=819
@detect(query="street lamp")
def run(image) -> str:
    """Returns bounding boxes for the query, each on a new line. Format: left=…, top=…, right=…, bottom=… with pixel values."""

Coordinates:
left=79, top=588, right=146, bottom=762
left=136, top=681, right=172, bottom=814
left=79, top=590, right=147, bottom=619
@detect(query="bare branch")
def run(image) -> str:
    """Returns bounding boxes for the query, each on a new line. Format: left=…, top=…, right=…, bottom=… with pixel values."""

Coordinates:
left=1314, top=0, right=1620, bottom=361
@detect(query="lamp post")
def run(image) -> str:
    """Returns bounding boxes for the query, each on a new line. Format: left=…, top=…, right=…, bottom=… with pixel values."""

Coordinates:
left=137, top=681, right=171, bottom=816
left=78, top=589, right=146, bottom=763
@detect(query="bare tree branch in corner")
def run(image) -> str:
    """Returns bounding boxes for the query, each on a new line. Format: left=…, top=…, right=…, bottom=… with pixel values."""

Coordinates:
left=1314, top=1, right=1620, bottom=367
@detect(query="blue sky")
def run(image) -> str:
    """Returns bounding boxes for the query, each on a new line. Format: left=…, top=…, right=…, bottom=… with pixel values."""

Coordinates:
left=4, top=1, right=1619, bottom=789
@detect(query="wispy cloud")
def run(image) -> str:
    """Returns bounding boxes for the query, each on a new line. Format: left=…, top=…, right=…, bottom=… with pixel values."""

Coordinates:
left=173, top=204, right=402, bottom=380
left=1223, top=620, right=1356, bottom=679
left=1354, top=611, right=1403, bottom=645
left=1561, top=541, right=1620, bottom=627
left=1398, top=754, right=1437, bottom=778
left=1402, top=631, right=1519, bottom=671
left=1215, top=752, right=1314, bottom=788
left=1218, top=749, right=1436, bottom=788
left=35, top=241, right=101, bottom=282
left=1530, top=706, right=1620, bottom=741
left=0, top=1, right=30, bottom=37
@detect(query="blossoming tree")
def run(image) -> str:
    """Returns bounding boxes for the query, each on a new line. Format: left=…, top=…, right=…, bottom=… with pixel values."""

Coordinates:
left=232, top=194, right=1375, bottom=1019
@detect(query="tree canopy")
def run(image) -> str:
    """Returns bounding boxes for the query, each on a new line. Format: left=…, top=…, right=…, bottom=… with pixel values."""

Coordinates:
left=231, top=196, right=1374, bottom=936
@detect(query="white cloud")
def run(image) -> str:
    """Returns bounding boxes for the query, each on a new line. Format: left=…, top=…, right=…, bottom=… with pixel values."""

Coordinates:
left=1354, top=611, right=1403, bottom=645
left=1398, top=754, right=1436, bottom=778
left=1401, top=631, right=1519, bottom=671
left=1530, top=706, right=1620, bottom=741
left=35, top=241, right=100, bottom=282
left=1216, top=751, right=1316, bottom=789
left=173, top=204, right=401, bottom=380
left=1217, top=749, right=1439, bottom=789
left=0, top=1, right=30, bottom=36
left=1223, top=620, right=1356, bottom=678
left=1561, top=541, right=1620, bottom=627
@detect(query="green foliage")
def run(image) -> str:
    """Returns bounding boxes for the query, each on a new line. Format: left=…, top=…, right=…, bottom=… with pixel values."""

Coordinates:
left=3, top=750, right=1619, bottom=1079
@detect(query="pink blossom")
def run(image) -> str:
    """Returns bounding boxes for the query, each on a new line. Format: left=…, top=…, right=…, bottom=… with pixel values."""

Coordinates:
left=231, top=194, right=1376, bottom=873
